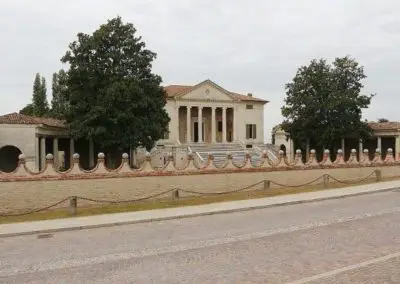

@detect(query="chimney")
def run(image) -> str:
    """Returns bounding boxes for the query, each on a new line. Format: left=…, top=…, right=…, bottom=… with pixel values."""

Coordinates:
left=247, top=93, right=252, bottom=97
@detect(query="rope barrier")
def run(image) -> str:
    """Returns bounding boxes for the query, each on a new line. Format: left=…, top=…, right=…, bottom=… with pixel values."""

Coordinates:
left=77, top=188, right=176, bottom=204
left=0, top=171, right=379, bottom=217
left=0, top=197, right=70, bottom=217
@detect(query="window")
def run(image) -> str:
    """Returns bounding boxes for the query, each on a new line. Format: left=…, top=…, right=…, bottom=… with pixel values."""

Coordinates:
left=246, top=124, right=257, bottom=139
left=246, top=104, right=254, bottom=109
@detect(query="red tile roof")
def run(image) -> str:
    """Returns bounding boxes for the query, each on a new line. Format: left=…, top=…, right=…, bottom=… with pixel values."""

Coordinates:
left=163, top=84, right=268, bottom=103
left=0, top=113, right=67, bottom=128
left=368, top=121, right=400, bottom=131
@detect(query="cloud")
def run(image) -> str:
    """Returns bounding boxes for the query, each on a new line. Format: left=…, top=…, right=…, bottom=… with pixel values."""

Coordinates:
left=1, top=0, right=400, bottom=142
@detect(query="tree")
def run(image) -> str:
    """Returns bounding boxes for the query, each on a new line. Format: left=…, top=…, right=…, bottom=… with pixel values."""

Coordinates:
left=19, top=104, right=34, bottom=116
left=61, top=16, right=170, bottom=151
left=50, top=69, right=69, bottom=119
left=19, top=73, right=49, bottom=117
left=281, top=56, right=374, bottom=152
left=377, top=118, right=389, bottom=123
left=32, top=73, right=49, bottom=116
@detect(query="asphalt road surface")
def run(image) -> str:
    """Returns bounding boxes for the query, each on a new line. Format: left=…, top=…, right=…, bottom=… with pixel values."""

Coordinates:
left=1, top=190, right=400, bottom=283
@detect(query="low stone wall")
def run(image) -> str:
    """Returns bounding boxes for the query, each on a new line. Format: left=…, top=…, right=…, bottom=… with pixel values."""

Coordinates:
left=0, top=148, right=398, bottom=213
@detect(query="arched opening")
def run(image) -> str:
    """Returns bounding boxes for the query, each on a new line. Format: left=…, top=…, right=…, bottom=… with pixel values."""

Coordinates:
left=0, top=145, right=22, bottom=173
left=280, top=144, right=287, bottom=156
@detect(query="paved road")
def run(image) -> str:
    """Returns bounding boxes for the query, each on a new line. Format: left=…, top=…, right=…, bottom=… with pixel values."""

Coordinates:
left=1, top=190, right=400, bottom=283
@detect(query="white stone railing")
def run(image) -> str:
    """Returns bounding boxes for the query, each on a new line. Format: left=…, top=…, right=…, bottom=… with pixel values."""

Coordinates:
left=1, top=148, right=395, bottom=182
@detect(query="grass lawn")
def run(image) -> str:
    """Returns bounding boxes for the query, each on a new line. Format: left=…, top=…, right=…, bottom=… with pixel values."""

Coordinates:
left=0, top=176, right=397, bottom=225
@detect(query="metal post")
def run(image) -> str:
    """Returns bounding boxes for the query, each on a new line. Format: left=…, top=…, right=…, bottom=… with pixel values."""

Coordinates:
left=375, top=169, right=382, bottom=182
left=68, top=196, right=77, bottom=215
left=323, top=174, right=330, bottom=188
left=172, top=189, right=179, bottom=200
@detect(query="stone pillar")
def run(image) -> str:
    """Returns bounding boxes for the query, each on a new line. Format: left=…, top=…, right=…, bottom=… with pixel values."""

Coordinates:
left=198, top=106, right=203, bottom=143
left=89, top=138, right=95, bottom=168
left=53, top=138, right=59, bottom=169
left=396, top=136, right=400, bottom=160
left=232, top=107, right=236, bottom=142
left=377, top=136, right=382, bottom=153
left=70, top=138, right=75, bottom=166
left=222, top=107, right=227, bottom=143
left=211, top=106, right=216, bottom=143
left=341, top=138, right=345, bottom=159
left=35, top=136, right=40, bottom=171
left=40, top=137, right=46, bottom=170
left=186, top=106, right=191, bottom=143
left=289, top=138, right=295, bottom=163
left=358, top=139, right=363, bottom=161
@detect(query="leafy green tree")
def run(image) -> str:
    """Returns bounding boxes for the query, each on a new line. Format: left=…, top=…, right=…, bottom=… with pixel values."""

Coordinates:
left=281, top=56, right=374, bottom=153
left=61, top=16, right=170, bottom=151
left=377, top=118, right=389, bottom=123
left=50, top=69, right=69, bottom=119
left=19, top=103, right=34, bottom=116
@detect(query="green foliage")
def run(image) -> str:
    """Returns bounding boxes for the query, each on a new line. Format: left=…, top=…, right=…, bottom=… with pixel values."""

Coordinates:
left=281, top=56, right=374, bottom=151
left=19, top=103, right=34, bottom=116
left=61, top=16, right=170, bottom=151
left=19, top=73, right=49, bottom=117
left=50, top=69, right=69, bottom=119
left=32, top=73, right=49, bottom=116
left=377, top=118, right=389, bottom=123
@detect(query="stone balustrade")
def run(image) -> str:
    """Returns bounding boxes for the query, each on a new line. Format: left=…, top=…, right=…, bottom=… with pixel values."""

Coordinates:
left=0, top=148, right=396, bottom=182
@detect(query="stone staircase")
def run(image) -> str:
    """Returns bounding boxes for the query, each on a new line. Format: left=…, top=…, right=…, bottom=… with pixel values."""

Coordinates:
left=254, top=143, right=280, bottom=162
left=187, top=143, right=247, bottom=168
left=137, top=143, right=281, bottom=169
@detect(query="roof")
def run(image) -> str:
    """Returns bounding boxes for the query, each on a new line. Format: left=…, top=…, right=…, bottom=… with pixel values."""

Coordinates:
left=163, top=80, right=268, bottom=103
left=368, top=121, right=400, bottom=131
left=0, top=113, right=67, bottom=128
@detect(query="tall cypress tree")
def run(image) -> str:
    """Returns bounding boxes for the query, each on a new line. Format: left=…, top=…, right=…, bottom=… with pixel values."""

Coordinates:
left=51, top=69, right=69, bottom=119
left=32, top=73, right=49, bottom=117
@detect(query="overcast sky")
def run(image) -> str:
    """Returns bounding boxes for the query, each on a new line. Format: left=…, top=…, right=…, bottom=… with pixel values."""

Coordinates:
left=1, top=0, right=399, bottom=142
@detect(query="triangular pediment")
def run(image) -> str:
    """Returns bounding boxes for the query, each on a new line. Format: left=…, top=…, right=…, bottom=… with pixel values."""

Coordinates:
left=177, top=80, right=235, bottom=101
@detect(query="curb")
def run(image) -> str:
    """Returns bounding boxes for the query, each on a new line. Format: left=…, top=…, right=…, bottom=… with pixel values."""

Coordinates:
left=0, top=187, right=397, bottom=238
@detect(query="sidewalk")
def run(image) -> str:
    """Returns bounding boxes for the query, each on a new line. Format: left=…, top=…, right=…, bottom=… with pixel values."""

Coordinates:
left=1, top=180, right=399, bottom=238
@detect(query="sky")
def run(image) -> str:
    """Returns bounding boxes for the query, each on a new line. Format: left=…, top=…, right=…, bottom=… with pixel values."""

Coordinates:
left=1, top=0, right=400, bottom=142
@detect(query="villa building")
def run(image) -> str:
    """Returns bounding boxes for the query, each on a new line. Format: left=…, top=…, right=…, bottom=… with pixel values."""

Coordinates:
left=0, top=79, right=273, bottom=172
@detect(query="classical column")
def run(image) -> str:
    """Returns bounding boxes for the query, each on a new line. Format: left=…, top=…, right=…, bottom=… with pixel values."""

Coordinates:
left=289, top=138, right=295, bottom=163
left=40, top=137, right=46, bottom=170
left=377, top=136, right=382, bottom=153
left=198, top=106, right=203, bottom=143
left=358, top=139, right=363, bottom=161
left=70, top=138, right=75, bottom=166
left=232, top=107, right=236, bottom=142
left=211, top=106, right=216, bottom=143
left=222, top=107, right=227, bottom=143
left=396, top=136, right=400, bottom=160
left=53, top=137, right=59, bottom=169
left=186, top=106, right=191, bottom=143
left=35, top=136, right=40, bottom=171
left=89, top=138, right=95, bottom=168
left=341, top=138, right=345, bottom=159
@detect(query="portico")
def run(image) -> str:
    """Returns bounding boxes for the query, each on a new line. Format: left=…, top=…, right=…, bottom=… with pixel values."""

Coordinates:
left=162, top=79, right=268, bottom=146
left=179, top=106, right=236, bottom=143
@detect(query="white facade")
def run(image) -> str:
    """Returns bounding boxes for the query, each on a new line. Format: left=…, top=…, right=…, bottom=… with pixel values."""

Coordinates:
left=159, top=80, right=268, bottom=146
